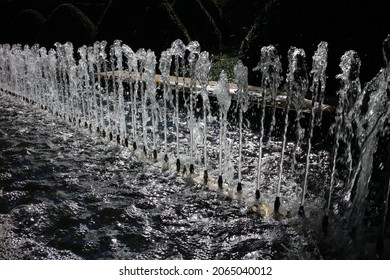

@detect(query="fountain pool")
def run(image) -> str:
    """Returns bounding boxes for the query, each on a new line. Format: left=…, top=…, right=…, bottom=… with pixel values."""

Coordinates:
left=0, top=38, right=389, bottom=259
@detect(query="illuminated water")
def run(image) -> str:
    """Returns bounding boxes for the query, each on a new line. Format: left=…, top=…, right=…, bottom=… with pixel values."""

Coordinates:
left=0, top=37, right=389, bottom=259
left=1, top=94, right=328, bottom=260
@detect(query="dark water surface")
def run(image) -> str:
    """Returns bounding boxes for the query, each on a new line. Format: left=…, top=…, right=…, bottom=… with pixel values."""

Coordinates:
left=0, top=94, right=380, bottom=259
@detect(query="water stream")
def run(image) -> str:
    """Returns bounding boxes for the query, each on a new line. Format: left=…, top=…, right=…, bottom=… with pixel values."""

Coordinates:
left=0, top=38, right=389, bottom=259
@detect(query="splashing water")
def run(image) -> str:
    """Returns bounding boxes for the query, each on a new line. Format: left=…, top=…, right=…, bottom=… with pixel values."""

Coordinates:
left=158, top=49, right=172, bottom=161
left=253, top=45, right=283, bottom=199
left=290, top=49, right=308, bottom=171
left=275, top=47, right=307, bottom=213
left=302, top=42, right=328, bottom=215
left=1, top=37, right=390, bottom=259
left=122, top=43, right=138, bottom=148
left=187, top=41, right=201, bottom=173
left=195, top=51, right=212, bottom=182
left=145, top=50, right=158, bottom=159
left=170, top=39, right=186, bottom=170
left=214, top=70, right=231, bottom=187
left=325, top=50, right=360, bottom=223
left=233, top=61, right=249, bottom=192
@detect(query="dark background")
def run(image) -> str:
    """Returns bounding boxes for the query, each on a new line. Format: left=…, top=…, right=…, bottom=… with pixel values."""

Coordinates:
left=1, top=0, right=390, bottom=92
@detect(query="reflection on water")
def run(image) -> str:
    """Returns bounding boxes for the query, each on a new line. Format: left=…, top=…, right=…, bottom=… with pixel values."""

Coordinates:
left=0, top=94, right=378, bottom=259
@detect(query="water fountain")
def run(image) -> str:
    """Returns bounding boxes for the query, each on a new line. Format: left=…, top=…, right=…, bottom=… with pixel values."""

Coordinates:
left=304, top=42, right=328, bottom=217
left=253, top=45, right=282, bottom=200
left=0, top=36, right=389, bottom=259
left=195, top=50, right=212, bottom=183
left=214, top=70, right=231, bottom=188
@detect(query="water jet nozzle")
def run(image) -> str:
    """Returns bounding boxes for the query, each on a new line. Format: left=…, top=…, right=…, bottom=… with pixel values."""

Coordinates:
left=203, top=170, right=208, bottom=184
left=190, top=164, right=194, bottom=174
left=218, top=175, right=223, bottom=188
left=102, top=130, right=106, bottom=138
left=153, top=149, right=157, bottom=160
left=298, top=205, right=305, bottom=216
left=164, top=154, right=168, bottom=163
left=237, top=182, right=242, bottom=192
left=116, top=135, right=120, bottom=144
left=85, top=121, right=88, bottom=128
left=176, top=159, right=181, bottom=172
left=274, top=196, right=281, bottom=213
left=143, top=146, right=147, bottom=156
left=133, top=142, right=137, bottom=150
left=255, top=189, right=260, bottom=200
left=109, top=132, right=113, bottom=141
left=125, top=138, right=129, bottom=147
left=322, top=214, right=329, bottom=232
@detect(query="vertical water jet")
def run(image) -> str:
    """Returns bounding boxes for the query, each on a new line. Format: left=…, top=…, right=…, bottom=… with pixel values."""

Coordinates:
left=196, top=51, right=212, bottom=184
left=187, top=41, right=201, bottom=175
left=122, top=44, right=138, bottom=150
left=171, top=39, right=186, bottom=172
left=137, top=49, right=148, bottom=155
left=275, top=47, right=306, bottom=213
left=234, top=61, right=249, bottom=192
left=253, top=45, right=283, bottom=200
left=301, top=42, right=328, bottom=217
left=87, top=46, right=99, bottom=133
left=112, top=40, right=128, bottom=146
left=214, top=70, right=231, bottom=189
left=159, top=49, right=172, bottom=163
left=288, top=48, right=309, bottom=214
left=324, top=50, right=361, bottom=228
left=145, top=50, right=158, bottom=159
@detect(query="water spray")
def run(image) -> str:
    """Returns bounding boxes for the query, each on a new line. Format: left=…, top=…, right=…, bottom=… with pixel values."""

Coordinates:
left=234, top=61, right=249, bottom=192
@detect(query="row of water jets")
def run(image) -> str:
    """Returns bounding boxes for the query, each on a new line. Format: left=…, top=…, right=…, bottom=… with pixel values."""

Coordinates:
left=0, top=37, right=389, bottom=250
